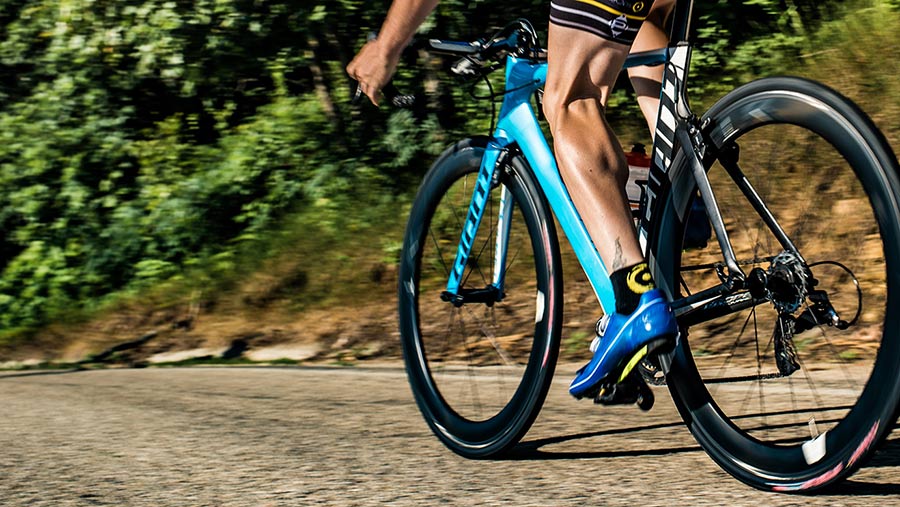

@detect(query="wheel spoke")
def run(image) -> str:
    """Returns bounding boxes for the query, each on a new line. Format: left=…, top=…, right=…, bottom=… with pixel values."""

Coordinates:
left=663, top=79, right=900, bottom=487
left=398, top=143, right=560, bottom=457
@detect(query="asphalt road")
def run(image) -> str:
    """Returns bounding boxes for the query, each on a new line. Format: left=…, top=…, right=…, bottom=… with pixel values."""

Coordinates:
left=2, top=365, right=900, bottom=506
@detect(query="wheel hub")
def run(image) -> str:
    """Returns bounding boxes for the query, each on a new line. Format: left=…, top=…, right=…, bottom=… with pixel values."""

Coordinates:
left=767, top=251, right=809, bottom=314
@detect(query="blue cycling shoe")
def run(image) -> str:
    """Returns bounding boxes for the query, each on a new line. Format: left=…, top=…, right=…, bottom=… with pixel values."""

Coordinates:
left=569, top=289, right=678, bottom=399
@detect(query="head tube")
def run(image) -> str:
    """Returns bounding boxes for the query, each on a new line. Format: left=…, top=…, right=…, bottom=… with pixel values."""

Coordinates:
left=498, top=56, right=546, bottom=121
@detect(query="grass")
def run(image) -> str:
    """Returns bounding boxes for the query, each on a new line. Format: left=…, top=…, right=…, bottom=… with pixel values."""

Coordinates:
left=693, top=347, right=714, bottom=357
left=148, top=356, right=307, bottom=368
left=839, top=350, right=861, bottom=362
left=147, top=356, right=256, bottom=368
left=0, top=188, right=407, bottom=363
left=0, top=356, right=320, bottom=371
left=6, top=1, right=900, bottom=368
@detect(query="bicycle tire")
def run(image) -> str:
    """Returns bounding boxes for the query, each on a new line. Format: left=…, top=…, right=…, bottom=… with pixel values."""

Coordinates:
left=398, top=137, right=563, bottom=458
left=651, top=77, right=900, bottom=491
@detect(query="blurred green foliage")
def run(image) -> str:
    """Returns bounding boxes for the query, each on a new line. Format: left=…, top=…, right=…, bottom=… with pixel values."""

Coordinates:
left=0, top=0, right=892, bottom=331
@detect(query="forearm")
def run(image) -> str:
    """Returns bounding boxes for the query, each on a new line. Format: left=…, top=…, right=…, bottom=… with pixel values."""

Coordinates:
left=347, top=0, right=438, bottom=106
left=376, top=0, right=440, bottom=59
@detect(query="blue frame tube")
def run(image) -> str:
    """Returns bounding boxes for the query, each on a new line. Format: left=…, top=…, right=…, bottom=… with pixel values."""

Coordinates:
left=491, top=185, right=514, bottom=289
left=497, top=57, right=615, bottom=312
left=445, top=139, right=505, bottom=295
left=445, top=49, right=670, bottom=312
left=446, top=56, right=614, bottom=312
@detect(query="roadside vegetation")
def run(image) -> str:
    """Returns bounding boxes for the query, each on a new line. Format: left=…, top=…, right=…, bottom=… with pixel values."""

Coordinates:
left=1, top=0, right=898, bottom=362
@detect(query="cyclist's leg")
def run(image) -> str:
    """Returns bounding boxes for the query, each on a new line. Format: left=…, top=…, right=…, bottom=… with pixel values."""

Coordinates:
left=545, top=0, right=673, bottom=275
left=628, top=0, right=675, bottom=135
left=543, top=25, right=639, bottom=275
left=544, top=1, right=677, bottom=399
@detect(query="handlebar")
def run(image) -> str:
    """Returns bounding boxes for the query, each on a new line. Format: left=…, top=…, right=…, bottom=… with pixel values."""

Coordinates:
left=350, top=19, right=545, bottom=109
left=427, top=18, right=545, bottom=67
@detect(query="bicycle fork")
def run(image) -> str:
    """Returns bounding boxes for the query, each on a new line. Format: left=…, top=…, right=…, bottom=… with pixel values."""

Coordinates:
left=441, top=140, right=512, bottom=306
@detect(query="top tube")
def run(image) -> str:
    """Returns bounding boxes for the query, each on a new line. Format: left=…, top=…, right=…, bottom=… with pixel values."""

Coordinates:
left=623, top=48, right=668, bottom=69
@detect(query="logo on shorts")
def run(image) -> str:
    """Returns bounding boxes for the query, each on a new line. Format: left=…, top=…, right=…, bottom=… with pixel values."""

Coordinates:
left=610, top=14, right=628, bottom=39
left=634, top=1, right=645, bottom=12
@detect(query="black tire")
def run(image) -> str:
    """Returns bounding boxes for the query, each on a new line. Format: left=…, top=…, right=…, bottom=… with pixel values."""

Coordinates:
left=398, top=137, right=563, bottom=458
left=652, top=77, right=900, bottom=491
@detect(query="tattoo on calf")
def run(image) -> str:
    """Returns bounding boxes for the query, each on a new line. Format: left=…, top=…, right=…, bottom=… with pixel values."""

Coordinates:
left=612, top=238, right=625, bottom=272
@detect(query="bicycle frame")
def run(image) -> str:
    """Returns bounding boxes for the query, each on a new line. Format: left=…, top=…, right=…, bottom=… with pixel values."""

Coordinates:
left=445, top=0, right=768, bottom=315
left=446, top=46, right=700, bottom=313
left=447, top=49, right=652, bottom=312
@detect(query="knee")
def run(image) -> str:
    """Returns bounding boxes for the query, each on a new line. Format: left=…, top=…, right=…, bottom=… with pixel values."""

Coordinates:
left=541, top=95, right=628, bottom=183
left=541, top=92, right=561, bottom=132
left=541, top=88, right=605, bottom=136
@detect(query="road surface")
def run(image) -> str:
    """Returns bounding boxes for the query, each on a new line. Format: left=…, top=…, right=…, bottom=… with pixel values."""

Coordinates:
left=2, top=365, right=900, bottom=506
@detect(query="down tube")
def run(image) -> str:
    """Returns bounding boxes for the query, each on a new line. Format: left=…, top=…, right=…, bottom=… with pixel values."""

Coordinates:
left=497, top=103, right=616, bottom=312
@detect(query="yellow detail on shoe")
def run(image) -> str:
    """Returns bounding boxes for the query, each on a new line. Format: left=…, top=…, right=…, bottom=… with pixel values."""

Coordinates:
left=571, top=0, right=649, bottom=20
left=626, top=262, right=655, bottom=294
left=617, top=344, right=649, bottom=383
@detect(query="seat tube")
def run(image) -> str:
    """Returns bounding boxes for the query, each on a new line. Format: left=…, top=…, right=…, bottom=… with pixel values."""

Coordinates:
left=445, top=139, right=508, bottom=295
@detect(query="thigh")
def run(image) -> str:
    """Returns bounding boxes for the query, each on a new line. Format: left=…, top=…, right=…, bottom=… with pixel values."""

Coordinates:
left=632, top=0, right=674, bottom=52
left=546, top=0, right=660, bottom=109
left=544, top=22, right=630, bottom=115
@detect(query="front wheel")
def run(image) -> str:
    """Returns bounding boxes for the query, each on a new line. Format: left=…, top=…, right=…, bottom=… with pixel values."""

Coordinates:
left=398, top=137, right=563, bottom=458
left=653, top=77, right=900, bottom=491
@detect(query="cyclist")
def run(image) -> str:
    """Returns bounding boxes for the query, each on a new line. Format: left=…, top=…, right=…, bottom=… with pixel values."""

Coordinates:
left=348, top=0, right=678, bottom=402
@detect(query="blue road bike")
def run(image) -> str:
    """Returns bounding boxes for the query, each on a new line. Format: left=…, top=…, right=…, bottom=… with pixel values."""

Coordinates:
left=395, top=0, right=900, bottom=491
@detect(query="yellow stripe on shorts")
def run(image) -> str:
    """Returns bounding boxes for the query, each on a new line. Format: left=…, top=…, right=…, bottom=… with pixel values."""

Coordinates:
left=572, top=0, right=650, bottom=21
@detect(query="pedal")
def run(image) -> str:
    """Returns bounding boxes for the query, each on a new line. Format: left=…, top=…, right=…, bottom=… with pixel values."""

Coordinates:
left=593, top=370, right=655, bottom=411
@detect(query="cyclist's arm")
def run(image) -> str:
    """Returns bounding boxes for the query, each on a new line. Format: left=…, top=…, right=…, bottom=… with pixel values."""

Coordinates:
left=347, top=0, right=439, bottom=106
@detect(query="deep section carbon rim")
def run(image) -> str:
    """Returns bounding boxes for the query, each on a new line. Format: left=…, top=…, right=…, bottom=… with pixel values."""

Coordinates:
left=657, top=77, right=900, bottom=491
left=398, top=138, right=561, bottom=457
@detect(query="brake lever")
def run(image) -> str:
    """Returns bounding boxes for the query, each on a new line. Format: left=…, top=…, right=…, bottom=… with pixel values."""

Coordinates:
left=351, top=81, right=364, bottom=105
left=350, top=80, right=416, bottom=109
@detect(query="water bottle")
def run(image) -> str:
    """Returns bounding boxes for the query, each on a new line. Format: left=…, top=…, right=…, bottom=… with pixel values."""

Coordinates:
left=624, top=142, right=711, bottom=247
left=625, top=143, right=650, bottom=215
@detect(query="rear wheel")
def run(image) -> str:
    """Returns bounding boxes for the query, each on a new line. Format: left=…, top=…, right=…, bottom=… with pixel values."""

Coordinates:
left=653, top=77, right=900, bottom=491
left=398, top=138, right=563, bottom=458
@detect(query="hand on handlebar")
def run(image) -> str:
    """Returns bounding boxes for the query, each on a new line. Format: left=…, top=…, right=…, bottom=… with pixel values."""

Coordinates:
left=352, top=80, right=415, bottom=109
left=348, top=19, right=542, bottom=109
left=346, top=38, right=401, bottom=107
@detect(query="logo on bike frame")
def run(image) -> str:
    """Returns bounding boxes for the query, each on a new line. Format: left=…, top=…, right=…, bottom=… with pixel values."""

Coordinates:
left=639, top=45, right=690, bottom=248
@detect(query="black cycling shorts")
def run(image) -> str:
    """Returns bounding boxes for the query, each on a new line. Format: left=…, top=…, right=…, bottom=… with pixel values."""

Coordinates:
left=550, top=0, right=655, bottom=45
